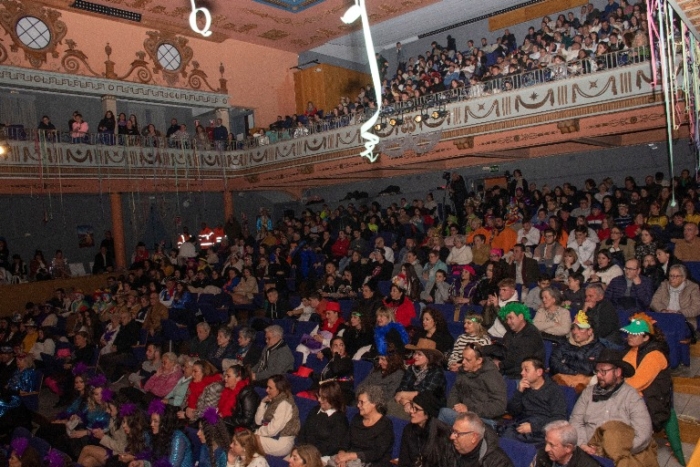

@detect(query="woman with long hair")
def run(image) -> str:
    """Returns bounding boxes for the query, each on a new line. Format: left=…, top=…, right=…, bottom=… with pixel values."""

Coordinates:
left=342, top=310, right=374, bottom=360
left=410, top=308, right=454, bottom=355
left=400, top=263, right=423, bottom=301
left=532, top=287, right=572, bottom=341
left=296, top=302, right=345, bottom=364
left=449, top=266, right=477, bottom=309
left=129, top=401, right=192, bottom=467
left=178, top=360, right=221, bottom=421
left=393, top=341, right=446, bottom=420
left=297, top=382, right=349, bottom=457
left=288, top=445, right=323, bottom=467
left=254, top=375, right=299, bottom=457
left=230, top=267, right=259, bottom=305
left=222, top=364, right=260, bottom=432
left=227, top=429, right=268, bottom=467
left=634, top=226, right=658, bottom=262
left=371, top=307, right=409, bottom=360
left=586, top=249, right=623, bottom=286
left=447, top=314, right=491, bottom=371
left=398, top=391, right=455, bottom=467
left=554, top=248, right=585, bottom=283
left=197, top=408, right=231, bottom=467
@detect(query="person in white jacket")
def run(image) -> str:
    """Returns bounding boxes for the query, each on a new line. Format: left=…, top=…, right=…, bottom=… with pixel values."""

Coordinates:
left=446, top=235, right=473, bottom=266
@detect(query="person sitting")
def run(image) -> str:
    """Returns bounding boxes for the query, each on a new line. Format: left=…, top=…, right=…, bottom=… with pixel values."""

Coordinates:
left=584, top=249, right=623, bottom=286
left=342, top=310, right=374, bottom=360
left=450, top=413, right=513, bottom=467
left=562, top=273, right=586, bottom=311
left=506, top=243, right=540, bottom=287
left=398, top=391, right=455, bottom=467
left=8, top=437, right=43, bottom=467
left=251, top=325, right=294, bottom=385
left=370, top=307, right=410, bottom=359
left=550, top=311, right=606, bottom=391
left=532, top=287, right=572, bottom=342
left=123, top=351, right=182, bottom=408
left=650, top=264, right=700, bottom=332
left=581, top=283, right=622, bottom=348
left=447, top=314, right=491, bottom=371
left=533, top=228, right=564, bottom=273
left=394, top=339, right=447, bottom=419
left=227, top=326, right=262, bottom=369
left=207, top=327, right=237, bottom=372
left=419, top=269, right=450, bottom=305
left=502, top=357, right=567, bottom=443
left=410, top=308, right=455, bottom=355
left=254, top=375, right=299, bottom=457
left=489, top=302, right=545, bottom=378
left=569, top=349, right=657, bottom=466
left=178, top=360, right=221, bottom=422
left=296, top=302, right=345, bottom=364
left=131, top=401, right=193, bottom=467
left=196, top=408, right=230, bottom=467
left=189, top=322, right=216, bottom=360
left=482, top=278, right=520, bottom=338
left=620, top=313, right=672, bottom=432
left=0, top=352, right=40, bottom=434
left=227, top=428, right=268, bottom=467
left=383, top=279, right=416, bottom=327
left=523, top=274, right=552, bottom=311
left=531, top=420, right=602, bottom=467
left=356, top=346, right=405, bottom=409
left=297, top=381, right=350, bottom=458
left=439, top=343, right=506, bottom=427
left=554, top=248, right=586, bottom=283
left=220, top=364, right=259, bottom=432
left=446, top=235, right=473, bottom=266
left=100, top=311, right=142, bottom=383
left=331, top=385, right=394, bottom=467
left=603, top=258, right=653, bottom=310
left=671, top=222, right=700, bottom=261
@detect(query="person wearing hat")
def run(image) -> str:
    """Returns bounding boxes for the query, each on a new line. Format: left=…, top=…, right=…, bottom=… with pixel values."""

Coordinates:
left=295, top=301, right=345, bottom=364
left=398, top=391, right=455, bottom=467
left=569, top=348, right=656, bottom=465
left=586, top=202, right=606, bottom=231
left=613, top=202, right=633, bottom=230
left=395, top=339, right=447, bottom=418
left=488, top=302, right=545, bottom=378
left=550, top=311, right=606, bottom=390
left=620, top=313, right=672, bottom=432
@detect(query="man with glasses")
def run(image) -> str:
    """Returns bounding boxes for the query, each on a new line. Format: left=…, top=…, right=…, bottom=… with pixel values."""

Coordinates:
left=530, top=420, right=600, bottom=467
left=533, top=228, right=564, bottom=274
left=450, top=412, right=513, bottom=466
left=569, top=349, right=656, bottom=466
left=650, top=263, right=700, bottom=331
left=603, top=258, right=653, bottom=310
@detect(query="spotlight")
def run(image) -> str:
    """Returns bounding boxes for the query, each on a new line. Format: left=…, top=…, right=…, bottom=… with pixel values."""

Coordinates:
left=374, top=122, right=386, bottom=131
left=389, top=117, right=404, bottom=126
left=414, top=112, right=430, bottom=123
left=431, top=109, right=448, bottom=119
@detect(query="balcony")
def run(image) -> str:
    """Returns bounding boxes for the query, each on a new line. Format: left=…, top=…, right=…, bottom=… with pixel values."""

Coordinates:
left=0, top=48, right=667, bottom=195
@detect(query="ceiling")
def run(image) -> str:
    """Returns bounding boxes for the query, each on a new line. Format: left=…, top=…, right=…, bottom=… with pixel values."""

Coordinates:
left=36, top=0, right=529, bottom=57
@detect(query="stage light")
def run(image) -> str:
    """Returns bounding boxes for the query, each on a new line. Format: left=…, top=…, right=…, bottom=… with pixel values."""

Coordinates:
left=431, top=109, right=448, bottom=119
left=389, top=117, right=404, bottom=126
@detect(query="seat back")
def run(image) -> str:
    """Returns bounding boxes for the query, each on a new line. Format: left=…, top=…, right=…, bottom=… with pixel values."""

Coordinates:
left=353, top=360, right=374, bottom=389
left=499, top=437, right=537, bottom=467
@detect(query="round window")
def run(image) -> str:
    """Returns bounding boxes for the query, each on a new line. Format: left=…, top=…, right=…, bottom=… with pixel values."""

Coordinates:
left=157, top=43, right=182, bottom=71
left=16, top=16, right=51, bottom=50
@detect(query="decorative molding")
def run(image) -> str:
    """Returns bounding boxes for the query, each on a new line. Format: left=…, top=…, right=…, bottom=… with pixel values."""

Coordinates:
left=0, top=1, right=67, bottom=68
left=143, top=30, right=193, bottom=85
left=0, top=65, right=228, bottom=106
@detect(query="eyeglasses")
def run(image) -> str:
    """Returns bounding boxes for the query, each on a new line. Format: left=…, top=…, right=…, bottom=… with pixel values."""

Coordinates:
left=451, top=430, right=474, bottom=438
left=595, top=367, right=616, bottom=376
left=623, top=267, right=639, bottom=271
left=407, top=403, right=424, bottom=413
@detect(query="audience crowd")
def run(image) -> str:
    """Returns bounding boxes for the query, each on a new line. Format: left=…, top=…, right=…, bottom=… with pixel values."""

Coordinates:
left=0, top=158, right=696, bottom=467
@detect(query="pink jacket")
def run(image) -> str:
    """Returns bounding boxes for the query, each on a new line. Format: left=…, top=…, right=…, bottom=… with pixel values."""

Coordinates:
left=144, top=367, right=183, bottom=397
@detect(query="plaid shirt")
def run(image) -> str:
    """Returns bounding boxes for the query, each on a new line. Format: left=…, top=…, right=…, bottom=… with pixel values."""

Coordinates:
left=396, top=365, right=446, bottom=405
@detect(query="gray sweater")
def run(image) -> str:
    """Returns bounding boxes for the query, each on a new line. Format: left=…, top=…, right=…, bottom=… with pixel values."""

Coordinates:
left=357, top=368, right=405, bottom=404
left=569, top=382, right=653, bottom=453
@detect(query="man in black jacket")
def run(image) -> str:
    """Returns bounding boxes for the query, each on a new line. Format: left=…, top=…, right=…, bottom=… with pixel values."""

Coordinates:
left=451, top=412, right=513, bottom=467
left=495, top=302, right=545, bottom=378
left=530, top=420, right=600, bottom=467
left=100, top=310, right=142, bottom=382
left=582, top=283, right=622, bottom=348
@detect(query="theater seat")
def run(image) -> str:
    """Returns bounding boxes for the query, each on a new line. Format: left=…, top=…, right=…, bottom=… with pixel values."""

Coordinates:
left=499, top=436, right=537, bottom=467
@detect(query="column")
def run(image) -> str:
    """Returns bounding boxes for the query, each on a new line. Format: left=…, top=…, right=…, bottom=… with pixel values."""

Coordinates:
left=101, top=95, right=117, bottom=118
left=223, top=190, right=234, bottom=222
left=110, top=192, right=126, bottom=269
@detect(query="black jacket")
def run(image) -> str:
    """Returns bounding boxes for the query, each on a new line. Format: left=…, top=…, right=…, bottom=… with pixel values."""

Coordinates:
left=456, top=427, right=513, bottom=467
left=635, top=340, right=672, bottom=432
left=500, top=323, right=545, bottom=378
left=113, top=319, right=141, bottom=354
left=531, top=445, right=601, bottom=467
left=225, top=384, right=260, bottom=431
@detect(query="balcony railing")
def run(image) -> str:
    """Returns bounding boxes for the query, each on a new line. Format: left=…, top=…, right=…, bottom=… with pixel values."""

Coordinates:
left=1, top=47, right=655, bottom=176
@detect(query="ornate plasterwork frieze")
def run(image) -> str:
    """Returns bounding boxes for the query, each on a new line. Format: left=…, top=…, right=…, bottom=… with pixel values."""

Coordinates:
left=0, top=65, right=228, bottom=106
